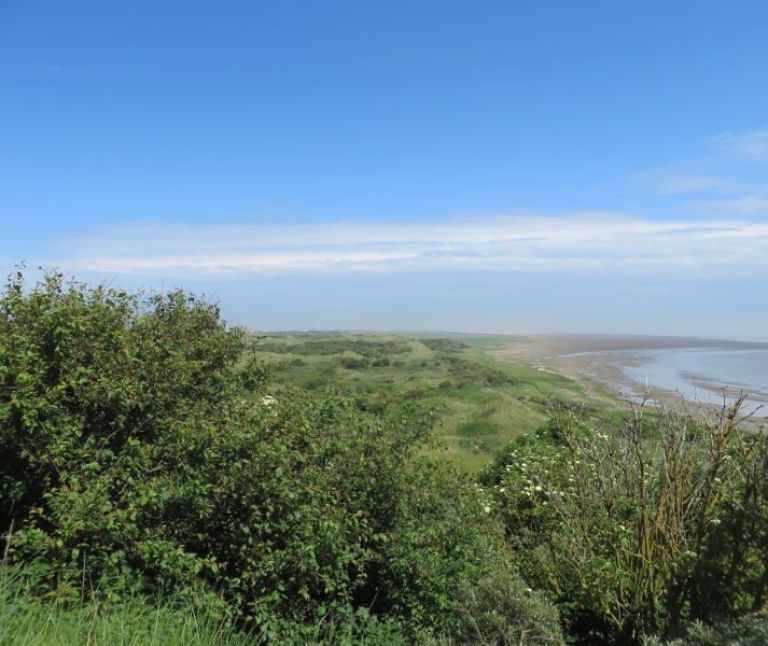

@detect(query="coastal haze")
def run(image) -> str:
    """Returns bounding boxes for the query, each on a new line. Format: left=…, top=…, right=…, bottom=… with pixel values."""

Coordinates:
left=496, top=334, right=768, bottom=414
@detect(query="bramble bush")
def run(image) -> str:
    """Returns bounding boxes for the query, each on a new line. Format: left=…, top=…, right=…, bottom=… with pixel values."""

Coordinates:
left=0, top=270, right=561, bottom=643
left=483, top=400, right=768, bottom=644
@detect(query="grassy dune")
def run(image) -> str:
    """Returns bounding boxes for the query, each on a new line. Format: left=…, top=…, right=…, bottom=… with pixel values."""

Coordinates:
left=252, top=333, right=598, bottom=471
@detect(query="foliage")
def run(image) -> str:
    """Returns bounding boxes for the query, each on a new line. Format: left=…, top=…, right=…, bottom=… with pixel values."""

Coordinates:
left=450, top=558, right=565, bottom=645
left=420, top=338, right=469, bottom=353
left=0, top=270, right=560, bottom=642
left=484, top=400, right=768, bottom=643
left=650, top=612, right=768, bottom=645
left=0, top=565, right=248, bottom=646
left=0, top=564, right=414, bottom=645
left=255, top=337, right=411, bottom=358
left=257, top=331, right=583, bottom=472
left=441, top=355, right=516, bottom=388
left=339, top=355, right=370, bottom=369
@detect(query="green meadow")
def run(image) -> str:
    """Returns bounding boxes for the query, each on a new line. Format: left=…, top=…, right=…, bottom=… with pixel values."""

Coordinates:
left=252, top=333, right=590, bottom=471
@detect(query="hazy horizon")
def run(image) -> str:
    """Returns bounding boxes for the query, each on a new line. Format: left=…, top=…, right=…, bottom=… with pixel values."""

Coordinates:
left=242, top=328, right=768, bottom=345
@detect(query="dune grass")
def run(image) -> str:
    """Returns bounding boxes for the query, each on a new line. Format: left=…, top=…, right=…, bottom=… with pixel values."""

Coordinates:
left=0, top=568, right=409, bottom=646
left=253, top=332, right=607, bottom=471
left=0, top=587, right=246, bottom=646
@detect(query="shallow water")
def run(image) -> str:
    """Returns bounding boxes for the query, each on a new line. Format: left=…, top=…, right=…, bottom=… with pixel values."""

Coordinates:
left=566, top=347, right=768, bottom=413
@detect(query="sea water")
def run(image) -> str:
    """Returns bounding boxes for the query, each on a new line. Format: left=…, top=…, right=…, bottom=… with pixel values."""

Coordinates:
left=612, top=347, right=768, bottom=412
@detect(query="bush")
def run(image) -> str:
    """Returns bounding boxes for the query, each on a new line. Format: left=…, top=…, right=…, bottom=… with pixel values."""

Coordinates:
left=0, top=270, right=560, bottom=642
left=649, top=612, right=768, bottom=645
left=339, top=355, right=369, bottom=369
left=484, top=401, right=768, bottom=643
left=420, top=339, right=468, bottom=353
left=256, top=338, right=410, bottom=358
left=443, top=356, right=515, bottom=388
left=0, top=564, right=412, bottom=645
left=451, top=560, right=564, bottom=645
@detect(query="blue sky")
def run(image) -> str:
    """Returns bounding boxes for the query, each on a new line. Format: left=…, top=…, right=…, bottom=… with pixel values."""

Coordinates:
left=1, top=1, right=767, bottom=338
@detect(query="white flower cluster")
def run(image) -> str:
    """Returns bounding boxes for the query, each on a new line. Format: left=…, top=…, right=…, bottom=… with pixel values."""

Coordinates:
left=475, top=484, right=494, bottom=514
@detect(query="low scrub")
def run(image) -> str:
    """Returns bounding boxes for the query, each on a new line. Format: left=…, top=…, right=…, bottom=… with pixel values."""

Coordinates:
left=484, top=400, right=768, bottom=643
left=0, top=271, right=560, bottom=643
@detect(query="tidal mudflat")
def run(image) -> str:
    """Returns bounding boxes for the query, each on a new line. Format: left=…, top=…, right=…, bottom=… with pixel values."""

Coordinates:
left=495, top=335, right=768, bottom=414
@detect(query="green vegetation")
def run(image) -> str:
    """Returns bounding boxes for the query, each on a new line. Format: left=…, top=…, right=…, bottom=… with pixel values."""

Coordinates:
left=0, top=569, right=249, bottom=646
left=0, top=272, right=561, bottom=644
left=482, top=401, right=768, bottom=644
left=2, top=270, right=767, bottom=644
left=253, top=331, right=588, bottom=472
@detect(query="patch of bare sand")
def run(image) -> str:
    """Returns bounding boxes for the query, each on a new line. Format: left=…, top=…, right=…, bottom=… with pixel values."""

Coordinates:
left=492, top=335, right=768, bottom=419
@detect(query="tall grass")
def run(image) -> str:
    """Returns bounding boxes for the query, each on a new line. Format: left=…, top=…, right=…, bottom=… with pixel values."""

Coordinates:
left=0, top=569, right=247, bottom=646
left=0, top=567, right=411, bottom=645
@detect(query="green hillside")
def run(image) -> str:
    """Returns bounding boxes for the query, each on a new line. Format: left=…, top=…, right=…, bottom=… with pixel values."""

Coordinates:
left=252, top=333, right=590, bottom=471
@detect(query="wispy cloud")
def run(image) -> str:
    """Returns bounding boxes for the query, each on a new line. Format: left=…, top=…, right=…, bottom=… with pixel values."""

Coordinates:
left=633, top=169, right=735, bottom=195
left=634, top=127, right=768, bottom=216
left=687, top=196, right=768, bottom=215
left=49, top=214, right=768, bottom=276
left=714, top=128, right=768, bottom=162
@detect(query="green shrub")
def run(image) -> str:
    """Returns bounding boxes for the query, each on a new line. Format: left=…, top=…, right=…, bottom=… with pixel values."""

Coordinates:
left=443, top=356, right=515, bottom=388
left=648, top=612, right=768, bottom=645
left=339, top=355, right=369, bottom=369
left=420, top=339, right=468, bottom=353
left=0, top=270, right=560, bottom=642
left=452, top=560, right=564, bottom=645
left=484, top=402, right=768, bottom=643
left=255, top=338, right=410, bottom=358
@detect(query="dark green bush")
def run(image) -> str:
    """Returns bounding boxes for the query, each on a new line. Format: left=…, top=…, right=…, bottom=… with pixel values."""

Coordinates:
left=442, top=356, right=516, bottom=388
left=256, top=338, right=410, bottom=358
left=420, top=339, right=468, bottom=353
left=649, top=612, right=768, bottom=645
left=339, top=355, right=369, bottom=369
left=0, top=271, right=559, bottom=642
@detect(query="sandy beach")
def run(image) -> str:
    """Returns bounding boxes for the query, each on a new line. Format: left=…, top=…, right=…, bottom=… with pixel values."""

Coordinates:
left=493, top=335, right=768, bottom=415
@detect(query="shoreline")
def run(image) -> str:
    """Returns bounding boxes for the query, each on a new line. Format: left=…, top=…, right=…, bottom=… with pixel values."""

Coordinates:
left=492, top=335, right=768, bottom=420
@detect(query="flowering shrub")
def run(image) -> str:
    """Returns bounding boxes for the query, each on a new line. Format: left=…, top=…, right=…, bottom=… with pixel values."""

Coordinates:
left=484, top=401, right=768, bottom=643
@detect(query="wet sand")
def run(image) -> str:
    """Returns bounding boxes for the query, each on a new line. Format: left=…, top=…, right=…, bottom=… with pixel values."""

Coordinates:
left=493, top=335, right=768, bottom=416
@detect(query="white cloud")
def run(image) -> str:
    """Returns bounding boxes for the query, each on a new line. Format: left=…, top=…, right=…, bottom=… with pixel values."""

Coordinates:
left=50, top=214, right=768, bottom=276
left=714, top=128, right=768, bottom=162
